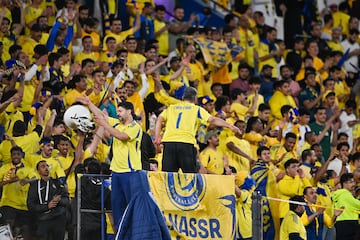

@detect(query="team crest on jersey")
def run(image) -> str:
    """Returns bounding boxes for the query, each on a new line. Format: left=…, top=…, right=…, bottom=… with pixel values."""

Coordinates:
left=165, top=173, right=206, bottom=211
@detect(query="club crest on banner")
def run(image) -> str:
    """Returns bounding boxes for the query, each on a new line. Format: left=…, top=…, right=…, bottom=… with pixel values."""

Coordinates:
left=165, top=173, right=206, bottom=211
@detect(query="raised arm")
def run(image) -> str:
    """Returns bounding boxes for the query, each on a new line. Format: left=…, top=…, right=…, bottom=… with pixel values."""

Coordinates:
left=132, top=9, right=141, bottom=33
left=87, top=126, right=104, bottom=155
left=226, top=141, right=256, bottom=164
left=46, top=19, right=62, bottom=52
left=137, top=63, right=148, bottom=100
left=43, top=109, right=57, bottom=137
left=94, top=115, right=130, bottom=141
left=0, top=93, right=19, bottom=113
left=145, top=57, right=168, bottom=75
left=76, top=96, right=106, bottom=118
left=169, top=56, right=189, bottom=80
left=168, top=14, right=196, bottom=33
left=68, top=131, right=85, bottom=174
left=154, top=115, right=165, bottom=145
left=208, top=116, right=241, bottom=135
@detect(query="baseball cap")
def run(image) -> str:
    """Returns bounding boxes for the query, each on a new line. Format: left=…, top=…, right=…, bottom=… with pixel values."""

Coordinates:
left=200, top=96, right=213, bottom=106
left=205, top=130, right=219, bottom=142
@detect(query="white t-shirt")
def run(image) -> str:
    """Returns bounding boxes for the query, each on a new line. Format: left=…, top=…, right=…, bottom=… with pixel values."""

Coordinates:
left=339, top=111, right=356, bottom=151
left=297, top=124, right=311, bottom=155
left=341, top=39, right=360, bottom=72
left=327, top=158, right=343, bottom=176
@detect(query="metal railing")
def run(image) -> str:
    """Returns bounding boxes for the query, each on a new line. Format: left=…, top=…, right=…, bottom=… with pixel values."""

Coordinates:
left=76, top=174, right=111, bottom=240
left=252, top=191, right=263, bottom=240
left=75, top=173, right=264, bottom=240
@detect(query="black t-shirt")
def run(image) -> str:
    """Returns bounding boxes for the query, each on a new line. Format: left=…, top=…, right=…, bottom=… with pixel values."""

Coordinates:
left=80, top=177, right=112, bottom=228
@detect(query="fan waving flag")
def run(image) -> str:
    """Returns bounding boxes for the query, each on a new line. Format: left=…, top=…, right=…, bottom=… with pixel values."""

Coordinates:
left=251, top=161, right=280, bottom=240
left=193, top=37, right=233, bottom=68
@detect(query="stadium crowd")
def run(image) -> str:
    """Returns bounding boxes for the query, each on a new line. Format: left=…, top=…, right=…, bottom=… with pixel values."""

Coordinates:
left=0, top=0, right=359, bottom=239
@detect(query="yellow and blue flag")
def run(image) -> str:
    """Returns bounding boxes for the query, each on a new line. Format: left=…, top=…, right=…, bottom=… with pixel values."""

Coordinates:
left=193, top=38, right=232, bottom=68
left=251, top=161, right=280, bottom=240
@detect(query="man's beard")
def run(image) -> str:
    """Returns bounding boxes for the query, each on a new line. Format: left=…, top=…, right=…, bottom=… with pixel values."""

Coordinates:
left=282, top=76, right=291, bottom=81
left=263, top=73, right=272, bottom=79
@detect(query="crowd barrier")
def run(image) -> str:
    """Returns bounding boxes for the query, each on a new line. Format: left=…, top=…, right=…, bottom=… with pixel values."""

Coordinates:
left=76, top=174, right=111, bottom=240
left=76, top=173, right=357, bottom=240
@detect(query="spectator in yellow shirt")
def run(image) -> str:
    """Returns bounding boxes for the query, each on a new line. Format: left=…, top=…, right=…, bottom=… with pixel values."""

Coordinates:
left=280, top=195, right=307, bottom=240
left=214, top=95, right=237, bottom=153
left=22, top=24, right=44, bottom=59
left=154, top=5, right=169, bottom=56
left=258, top=27, right=281, bottom=77
left=305, top=39, right=330, bottom=80
left=74, top=36, right=99, bottom=64
left=100, top=37, right=117, bottom=73
left=247, top=77, right=264, bottom=117
left=81, top=58, right=95, bottom=88
left=123, top=80, right=145, bottom=127
left=0, top=90, right=24, bottom=136
left=269, top=80, right=297, bottom=120
left=64, top=75, right=88, bottom=107
left=225, top=120, right=254, bottom=172
left=236, top=15, right=256, bottom=69
left=329, top=65, right=351, bottom=110
left=243, top=116, right=267, bottom=159
left=15, top=47, right=48, bottom=116
left=0, top=115, right=43, bottom=165
left=88, top=69, right=107, bottom=106
left=332, top=2, right=351, bottom=36
left=272, top=132, right=298, bottom=169
left=125, top=36, right=146, bottom=73
left=278, top=159, right=311, bottom=220
left=0, top=17, right=15, bottom=63
left=0, top=146, right=36, bottom=238
left=81, top=18, right=101, bottom=52
left=199, top=130, right=225, bottom=175
left=230, top=88, right=258, bottom=121
left=24, top=0, right=47, bottom=33
left=210, top=83, right=223, bottom=101
left=327, top=27, right=345, bottom=53
left=321, top=14, right=333, bottom=41
left=184, top=44, right=203, bottom=89
left=103, top=12, right=140, bottom=51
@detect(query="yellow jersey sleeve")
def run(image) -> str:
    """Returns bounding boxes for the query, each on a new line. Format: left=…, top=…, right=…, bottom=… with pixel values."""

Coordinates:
left=230, top=102, right=248, bottom=121
left=108, top=117, right=121, bottom=127
left=119, top=28, right=134, bottom=43
left=154, top=89, right=182, bottom=106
